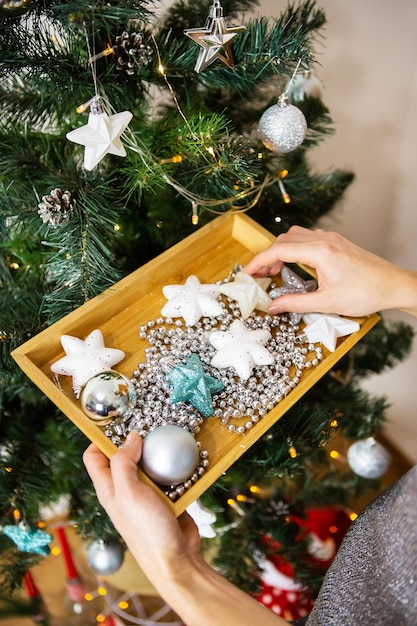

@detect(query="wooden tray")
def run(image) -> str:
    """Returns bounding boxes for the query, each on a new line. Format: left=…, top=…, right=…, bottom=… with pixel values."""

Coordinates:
left=12, top=213, right=380, bottom=516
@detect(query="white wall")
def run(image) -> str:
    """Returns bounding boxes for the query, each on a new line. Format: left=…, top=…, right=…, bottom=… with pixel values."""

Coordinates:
left=258, top=0, right=417, bottom=461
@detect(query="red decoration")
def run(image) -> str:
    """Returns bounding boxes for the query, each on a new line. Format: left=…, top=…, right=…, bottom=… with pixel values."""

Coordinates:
left=56, top=525, right=78, bottom=580
left=256, top=507, right=352, bottom=621
left=23, top=570, right=41, bottom=598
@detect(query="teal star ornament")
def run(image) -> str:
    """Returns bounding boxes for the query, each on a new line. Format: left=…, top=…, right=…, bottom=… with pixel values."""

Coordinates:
left=184, top=0, right=245, bottom=73
left=167, top=354, right=224, bottom=417
left=3, top=523, right=52, bottom=556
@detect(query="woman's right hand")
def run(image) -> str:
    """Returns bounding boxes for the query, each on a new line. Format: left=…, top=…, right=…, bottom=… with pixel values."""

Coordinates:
left=243, top=225, right=417, bottom=319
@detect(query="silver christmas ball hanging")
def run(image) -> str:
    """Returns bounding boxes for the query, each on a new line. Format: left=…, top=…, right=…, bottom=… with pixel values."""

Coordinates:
left=258, top=94, right=307, bottom=153
left=347, top=437, right=391, bottom=479
left=141, top=424, right=200, bottom=486
left=80, top=370, right=136, bottom=423
left=87, top=538, right=124, bottom=576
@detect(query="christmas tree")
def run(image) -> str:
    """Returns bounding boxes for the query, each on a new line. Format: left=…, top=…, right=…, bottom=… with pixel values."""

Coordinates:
left=0, top=0, right=414, bottom=622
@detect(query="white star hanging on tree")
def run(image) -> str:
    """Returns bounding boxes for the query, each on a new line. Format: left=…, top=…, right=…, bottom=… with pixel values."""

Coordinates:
left=184, top=0, right=245, bottom=73
left=66, top=99, right=133, bottom=170
left=220, top=271, right=271, bottom=319
left=50, top=329, right=125, bottom=397
left=209, top=319, right=274, bottom=380
left=161, top=275, right=223, bottom=326
left=301, top=313, right=360, bottom=352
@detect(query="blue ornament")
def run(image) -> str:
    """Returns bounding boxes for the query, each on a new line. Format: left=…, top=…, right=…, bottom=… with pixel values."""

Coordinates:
left=3, top=523, right=52, bottom=556
left=167, top=354, right=224, bottom=417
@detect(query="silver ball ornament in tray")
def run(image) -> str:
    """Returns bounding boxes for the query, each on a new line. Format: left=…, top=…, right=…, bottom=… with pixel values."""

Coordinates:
left=80, top=370, right=136, bottom=425
left=141, top=424, right=200, bottom=486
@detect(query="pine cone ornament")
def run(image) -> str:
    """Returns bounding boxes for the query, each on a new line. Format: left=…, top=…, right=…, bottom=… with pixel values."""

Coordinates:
left=113, top=31, right=153, bottom=75
left=38, top=188, right=75, bottom=226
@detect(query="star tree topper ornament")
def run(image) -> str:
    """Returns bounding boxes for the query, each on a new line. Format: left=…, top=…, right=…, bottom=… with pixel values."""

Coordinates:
left=66, top=97, right=133, bottom=170
left=184, top=0, right=246, bottom=73
left=50, top=329, right=125, bottom=398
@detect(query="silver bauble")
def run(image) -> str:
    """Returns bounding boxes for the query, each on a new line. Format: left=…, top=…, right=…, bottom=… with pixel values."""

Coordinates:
left=141, top=425, right=200, bottom=486
left=347, top=437, right=391, bottom=479
left=80, top=370, right=136, bottom=423
left=258, top=96, right=307, bottom=153
left=87, top=539, right=124, bottom=576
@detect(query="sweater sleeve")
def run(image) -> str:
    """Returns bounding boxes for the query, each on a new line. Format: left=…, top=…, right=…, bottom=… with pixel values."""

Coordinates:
left=306, top=464, right=417, bottom=626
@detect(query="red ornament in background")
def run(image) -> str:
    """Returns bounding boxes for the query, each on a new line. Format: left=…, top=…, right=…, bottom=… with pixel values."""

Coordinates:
left=23, top=571, right=49, bottom=626
left=256, top=508, right=352, bottom=621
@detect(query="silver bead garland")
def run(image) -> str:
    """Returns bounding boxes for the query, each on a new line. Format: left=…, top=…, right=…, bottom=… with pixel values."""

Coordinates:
left=101, top=272, right=324, bottom=499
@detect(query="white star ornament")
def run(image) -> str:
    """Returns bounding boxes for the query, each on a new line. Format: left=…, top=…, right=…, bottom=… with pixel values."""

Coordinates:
left=209, top=319, right=273, bottom=380
left=184, top=1, right=245, bottom=73
left=302, top=313, right=360, bottom=352
left=186, top=499, right=217, bottom=538
left=220, top=271, right=271, bottom=319
left=161, top=275, right=223, bottom=326
left=66, top=109, right=133, bottom=171
left=50, top=329, right=125, bottom=398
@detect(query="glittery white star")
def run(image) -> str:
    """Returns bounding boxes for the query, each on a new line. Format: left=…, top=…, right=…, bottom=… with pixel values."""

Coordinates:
left=66, top=108, right=133, bottom=170
left=161, top=275, right=223, bottom=326
left=50, top=329, right=125, bottom=397
left=302, top=313, right=360, bottom=352
left=209, top=319, right=273, bottom=380
left=184, top=2, right=245, bottom=73
left=220, top=271, right=271, bottom=319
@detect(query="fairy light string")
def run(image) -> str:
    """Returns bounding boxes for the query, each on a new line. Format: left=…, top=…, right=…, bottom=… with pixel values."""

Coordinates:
left=81, top=27, right=298, bottom=222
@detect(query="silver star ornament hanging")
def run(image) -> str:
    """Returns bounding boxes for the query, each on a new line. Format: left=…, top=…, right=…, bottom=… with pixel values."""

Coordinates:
left=184, top=0, right=245, bottom=73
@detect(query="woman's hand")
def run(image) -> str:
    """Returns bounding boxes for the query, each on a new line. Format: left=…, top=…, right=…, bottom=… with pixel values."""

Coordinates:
left=83, top=431, right=203, bottom=588
left=244, top=225, right=417, bottom=318
left=84, top=432, right=290, bottom=626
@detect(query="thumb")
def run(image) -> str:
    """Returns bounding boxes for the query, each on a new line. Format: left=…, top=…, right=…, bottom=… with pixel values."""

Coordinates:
left=110, top=430, right=143, bottom=484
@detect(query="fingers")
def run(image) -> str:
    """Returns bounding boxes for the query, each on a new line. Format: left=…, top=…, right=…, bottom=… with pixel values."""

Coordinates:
left=83, top=443, right=115, bottom=506
left=268, top=290, right=335, bottom=316
left=244, top=227, right=322, bottom=277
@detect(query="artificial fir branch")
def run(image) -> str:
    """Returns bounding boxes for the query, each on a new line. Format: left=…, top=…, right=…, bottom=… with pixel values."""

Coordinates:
left=0, top=0, right=414, bottom=605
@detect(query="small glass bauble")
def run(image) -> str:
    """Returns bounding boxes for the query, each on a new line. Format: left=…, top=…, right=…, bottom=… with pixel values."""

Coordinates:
left=141, top=425, right=200, bottom=486
left=347, top=437, right=391, bottom=479
left=87, top=539, right=124, bottom=576
left=258, top=95, right=307, bottom=153
left=80, top=370, right=136, bottom=424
